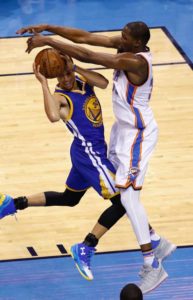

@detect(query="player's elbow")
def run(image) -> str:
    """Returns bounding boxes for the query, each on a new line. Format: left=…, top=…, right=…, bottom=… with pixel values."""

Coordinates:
left=96, top=80, right=109, bottom=90
left=101, top=79, right=109, bottom=89
left=49, top=118, right=60, bottom=123
left=47, top=113, right=60, bottom=122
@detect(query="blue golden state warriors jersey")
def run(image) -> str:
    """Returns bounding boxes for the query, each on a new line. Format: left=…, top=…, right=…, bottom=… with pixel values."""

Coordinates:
left=54, top=76, right=105, bottom=148
left=54, top=75, right=119, bottom=199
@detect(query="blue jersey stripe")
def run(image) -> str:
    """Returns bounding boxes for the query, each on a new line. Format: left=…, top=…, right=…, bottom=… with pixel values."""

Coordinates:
left=131, top=130, right=144, bottom=168
left=133, top=107, right=145, bottom=129
left=127, top=84, right=135, bottom=105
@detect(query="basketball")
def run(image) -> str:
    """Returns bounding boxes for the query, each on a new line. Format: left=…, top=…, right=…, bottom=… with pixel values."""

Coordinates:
left=34, top=48, right=65, bottom=79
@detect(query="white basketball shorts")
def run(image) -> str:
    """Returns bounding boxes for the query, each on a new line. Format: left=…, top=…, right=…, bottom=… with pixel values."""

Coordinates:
left=108, top=120, right=158, bottom=190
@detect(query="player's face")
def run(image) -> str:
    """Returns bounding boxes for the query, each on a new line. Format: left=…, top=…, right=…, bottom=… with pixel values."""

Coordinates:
left=57, top=68, right=75, bottom=91
left=120, top=26, right=139, bottom=52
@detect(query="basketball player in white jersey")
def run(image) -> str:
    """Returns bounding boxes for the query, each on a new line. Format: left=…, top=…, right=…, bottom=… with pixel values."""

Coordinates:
left=17, top=21, right=176, bottom=294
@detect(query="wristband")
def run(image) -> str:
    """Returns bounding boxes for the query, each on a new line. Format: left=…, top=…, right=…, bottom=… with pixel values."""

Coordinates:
left=73, top=64, right=77, bottom=72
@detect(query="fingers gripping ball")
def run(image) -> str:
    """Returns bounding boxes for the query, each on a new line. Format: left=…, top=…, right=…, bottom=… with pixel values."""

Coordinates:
left=35, top=48, right=65, bottom=79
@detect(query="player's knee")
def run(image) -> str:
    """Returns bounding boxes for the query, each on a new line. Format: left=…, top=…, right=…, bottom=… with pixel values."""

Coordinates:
left=98, top=194, right=126, bottom=229
left=120, top=188, right=141, bottom=217
left=45, top=189, right=86, bottom=206
left=66, top=197, right=80, bottom=207
left=110, top=194, right=126, bottom=213
left=62, top=189, right=85, bottom=206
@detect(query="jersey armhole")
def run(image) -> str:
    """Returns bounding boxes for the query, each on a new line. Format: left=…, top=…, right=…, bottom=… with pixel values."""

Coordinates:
left=54, top=92, right=74, bottom=121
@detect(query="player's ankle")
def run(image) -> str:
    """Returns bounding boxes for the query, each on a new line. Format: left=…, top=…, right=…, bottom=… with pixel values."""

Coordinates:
left=83, top=233, right=98, bottom=247
left=14, top=196, right=28, bottom=210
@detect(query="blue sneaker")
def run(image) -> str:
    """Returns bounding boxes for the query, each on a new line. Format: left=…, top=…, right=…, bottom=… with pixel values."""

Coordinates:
left=70, top=243, right=96, bottom=280
left=0, top=193, right=16, bottom=219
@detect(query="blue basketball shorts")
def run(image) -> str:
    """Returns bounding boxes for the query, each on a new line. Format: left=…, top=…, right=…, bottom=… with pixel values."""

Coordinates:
left=66, top=141, right=119, bottom=199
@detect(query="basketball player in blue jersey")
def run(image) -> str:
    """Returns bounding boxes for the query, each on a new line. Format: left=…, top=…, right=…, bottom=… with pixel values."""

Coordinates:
left=15, top=22, right=176, bottom=294
left=0, top=55, right=126, bottom=278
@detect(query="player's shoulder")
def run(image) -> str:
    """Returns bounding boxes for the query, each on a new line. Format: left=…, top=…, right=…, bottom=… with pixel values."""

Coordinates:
left=53, top=86, right=69, bottom=103
left=136, top=51, right=152, bottom=67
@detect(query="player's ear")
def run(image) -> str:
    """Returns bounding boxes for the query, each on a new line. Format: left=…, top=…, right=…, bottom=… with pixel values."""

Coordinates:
left=134, top=39, right=141, bottom=47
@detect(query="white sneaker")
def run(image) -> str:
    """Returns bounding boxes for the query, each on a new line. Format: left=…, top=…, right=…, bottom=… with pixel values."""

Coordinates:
left=153, top=237, right=176, bottom=261
left=139, top=261, right=168, bottom=294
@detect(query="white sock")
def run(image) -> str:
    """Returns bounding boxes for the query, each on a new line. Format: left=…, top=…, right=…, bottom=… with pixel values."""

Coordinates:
left=143, top=250, right=155, bottom=266
left=150, top=229, right=160, bottom=241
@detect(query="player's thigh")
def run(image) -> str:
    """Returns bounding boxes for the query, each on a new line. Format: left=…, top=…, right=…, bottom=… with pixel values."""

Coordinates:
left=66, top=165, right=90, bottom=192
left=78, top=154, right=119, bottom=199
left=135, top=125, right=158, bottom=186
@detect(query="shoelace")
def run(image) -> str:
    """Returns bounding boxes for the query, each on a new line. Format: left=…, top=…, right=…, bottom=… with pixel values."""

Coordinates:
left=139, top=264, right=152, bottom=278
left=85, top=248, right=96, bottom=269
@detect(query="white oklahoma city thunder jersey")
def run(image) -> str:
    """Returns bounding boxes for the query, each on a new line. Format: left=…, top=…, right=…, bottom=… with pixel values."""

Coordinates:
left=112, top=51, right=154, bottom=129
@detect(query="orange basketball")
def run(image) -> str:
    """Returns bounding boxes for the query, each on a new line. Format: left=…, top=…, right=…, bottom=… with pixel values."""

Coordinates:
left=34, top=48, right=65, bottom=79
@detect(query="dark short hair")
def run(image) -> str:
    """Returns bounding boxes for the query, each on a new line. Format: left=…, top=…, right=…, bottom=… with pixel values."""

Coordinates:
left=120, top=283, right=143, bottom=300
left=125, top=21, right=150, bottom=45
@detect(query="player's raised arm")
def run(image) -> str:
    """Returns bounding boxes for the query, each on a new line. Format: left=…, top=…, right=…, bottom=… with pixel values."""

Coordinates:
left=33, top=63, right=61, bottom=122
left=27, top=34, right=145, bottom=75
left=58, top=54, right=108, bottom=89
left=16, top=24, right=121, bottom=49
left=74, top=65, right=109, bottom=89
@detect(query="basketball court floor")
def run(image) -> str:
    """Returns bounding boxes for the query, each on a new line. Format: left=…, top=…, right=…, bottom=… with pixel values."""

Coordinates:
left=0, top=1, right=193, bottom=299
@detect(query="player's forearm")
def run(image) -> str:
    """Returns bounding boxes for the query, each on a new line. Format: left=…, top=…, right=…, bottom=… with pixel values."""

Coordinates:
left=46, top=25, right=90, bottom=44
left=75, top=65, right=109, bottom=89
left=41, top=83, right=60, bottom=122
left=46, top=25, right=118, bottom=48
left=46, top=37, right=117, bottom=68
left=46, top=38, right=93, bottom=62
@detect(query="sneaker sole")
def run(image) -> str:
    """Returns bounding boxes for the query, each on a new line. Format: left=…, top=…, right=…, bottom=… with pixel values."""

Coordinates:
left=70, top=249, right=93, bottom=281
left=142, top=270, right=168, bottom=294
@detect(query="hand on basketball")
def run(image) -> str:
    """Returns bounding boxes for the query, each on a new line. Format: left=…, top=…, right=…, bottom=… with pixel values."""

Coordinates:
left=33, top=63, right=47, bottom=84
left=26, top=32, right=48, bottom=53
left=16, top=24, right=47, bottom=35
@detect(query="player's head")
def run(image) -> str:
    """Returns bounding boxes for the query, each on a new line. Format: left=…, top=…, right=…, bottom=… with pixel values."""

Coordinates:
left=120, top=283, right=143, bottom=300
left=57, top=54, right=75, bottom=91
left=120, top=21, right=150, bottom=53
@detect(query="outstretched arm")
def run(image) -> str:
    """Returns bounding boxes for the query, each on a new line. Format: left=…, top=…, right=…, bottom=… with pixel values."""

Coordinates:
left=27, top=34, right=145, bottom=75
left=16, top=24, right=121, bottom=49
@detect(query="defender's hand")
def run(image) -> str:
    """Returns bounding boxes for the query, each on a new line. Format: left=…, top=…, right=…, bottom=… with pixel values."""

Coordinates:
left=16, top=24, right=48, bottom=35
left=26, top=32, right=48, bottom=53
